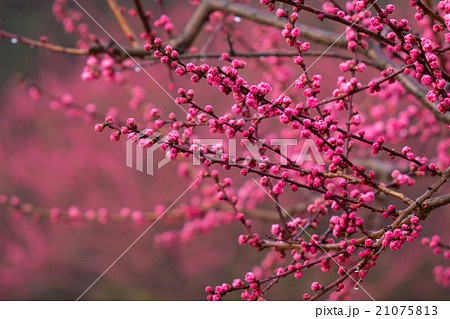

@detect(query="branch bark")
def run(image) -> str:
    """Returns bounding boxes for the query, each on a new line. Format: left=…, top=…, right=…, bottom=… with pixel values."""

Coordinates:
left=419, top=193, right=450, bottom=218
left=133, top=0, right=152, bottom=36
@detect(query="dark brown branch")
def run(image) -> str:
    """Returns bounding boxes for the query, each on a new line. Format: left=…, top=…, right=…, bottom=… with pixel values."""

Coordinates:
left=417, top=193, right=450, bottom=219
left=133, top=0, right=152, bottom=36
left=416, top=0, right=446, bottom=24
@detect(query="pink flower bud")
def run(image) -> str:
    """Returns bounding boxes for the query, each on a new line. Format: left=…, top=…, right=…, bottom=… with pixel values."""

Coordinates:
left=245, top=272, right=256, bottom=283
left=311, top=281, right=322, bottom=291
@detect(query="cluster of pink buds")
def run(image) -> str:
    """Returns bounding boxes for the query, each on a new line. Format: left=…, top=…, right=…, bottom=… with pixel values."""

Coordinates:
left=382, top=220, right=422, bottom=250
left=433, top=265, right=450, bottom=288
left=330, top=213, right=364, bottom=238
left=391, top=169, right=416, bottom=187
left=81, top=56, right=100, bottom=81
left=153, top=14, right=174, bottom=32
left=205, top=271, right=265, bottom=301
left=421, top=235, right=450, bottom=257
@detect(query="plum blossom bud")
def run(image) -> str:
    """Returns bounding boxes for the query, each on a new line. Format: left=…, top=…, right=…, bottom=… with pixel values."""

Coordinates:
left=276, top=9, right=287, bottom=17
left=245, top=272, right=256, bottom=283
left=94, top=123, right=105, bottom=132
left=126, top=118, right=137, bottom=129
left=311, top=282, right=322, bottom=291
left=110, top=131, right=120, bottom=141
left=410, top=216, right=419, bottom=224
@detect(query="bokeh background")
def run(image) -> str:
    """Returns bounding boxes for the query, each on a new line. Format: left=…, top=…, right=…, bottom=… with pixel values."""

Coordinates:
left=0, top=0, right=448, bottom=300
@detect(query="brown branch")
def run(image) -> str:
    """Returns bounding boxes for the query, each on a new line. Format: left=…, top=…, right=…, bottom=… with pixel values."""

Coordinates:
left=261, top=240, right=305, bottom=251
left=133, top=0, right=152, bottom=37
left=106, top=0, right=139, bottom=47
left=393, top=168, right=450, bottom=227
left=0, top=28, right=147, bottom=59
left=0, top=29, right=88, bottom=55
left=168, top=0, right=211, bottom=53
left=169, top=0, right=348, bottom=53
left=267, top=168, right=449, bottom=253
left=416, top=0, right=445, bottom=24
left=0, top=29, right=369, bottom=65
left=320, top=167, right=450, bottom=251
left=419, top=193, right=450, bottom=218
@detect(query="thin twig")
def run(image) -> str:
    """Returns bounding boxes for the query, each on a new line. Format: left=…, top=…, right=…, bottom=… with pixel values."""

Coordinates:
left=106, top=0, right=139, bottom=47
